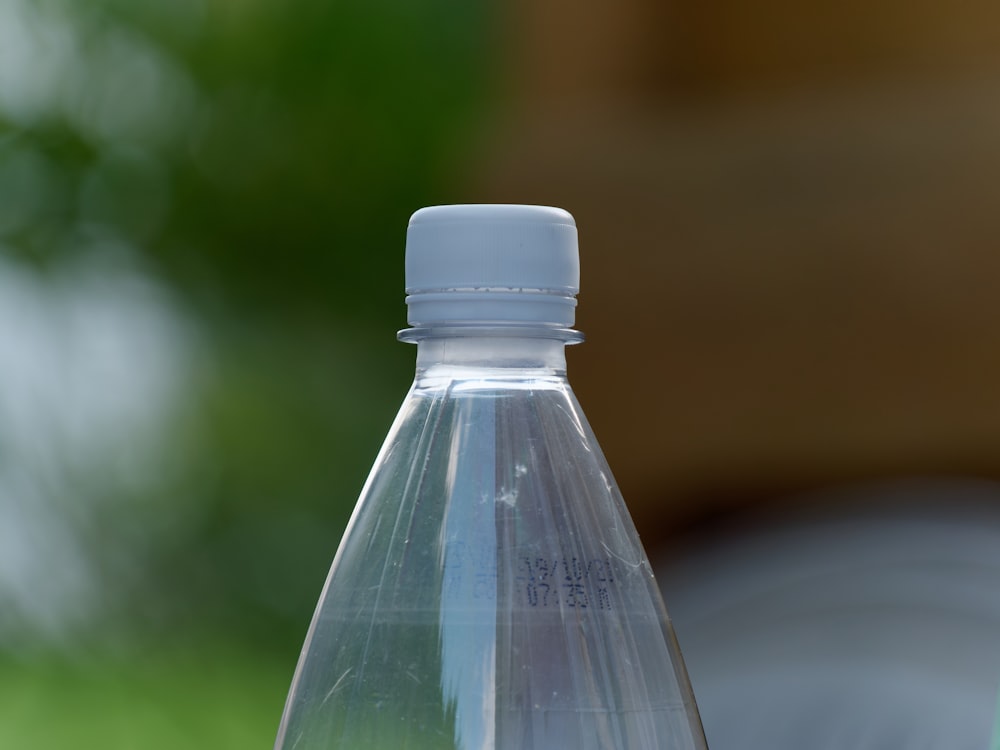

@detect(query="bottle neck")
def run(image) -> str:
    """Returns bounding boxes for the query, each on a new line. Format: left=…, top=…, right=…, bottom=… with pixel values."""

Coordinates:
left=400, top=326, right=583, bottom=375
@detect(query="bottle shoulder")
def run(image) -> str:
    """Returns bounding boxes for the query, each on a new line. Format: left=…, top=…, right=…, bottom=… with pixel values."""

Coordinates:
left=411, top=365, right=573, bottom=395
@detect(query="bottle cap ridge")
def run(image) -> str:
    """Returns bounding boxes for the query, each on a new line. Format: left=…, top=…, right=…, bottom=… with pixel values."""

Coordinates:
left=405, top=204, right=580, bottom=327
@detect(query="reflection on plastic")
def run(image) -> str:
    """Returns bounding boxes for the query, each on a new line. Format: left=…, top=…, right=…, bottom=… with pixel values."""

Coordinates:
left=274, top=342, right=707, bottom=749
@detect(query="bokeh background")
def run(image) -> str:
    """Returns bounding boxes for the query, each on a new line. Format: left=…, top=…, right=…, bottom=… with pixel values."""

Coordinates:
left=3, top=0, right=1000, bottom=747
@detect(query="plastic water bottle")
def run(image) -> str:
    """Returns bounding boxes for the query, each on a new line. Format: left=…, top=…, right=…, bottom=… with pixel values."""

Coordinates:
left=274, top=205, right=708, bottom=750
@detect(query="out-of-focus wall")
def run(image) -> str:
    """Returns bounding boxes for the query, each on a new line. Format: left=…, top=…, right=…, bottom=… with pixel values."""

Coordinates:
left=474, top=0, right=1000, bottom=536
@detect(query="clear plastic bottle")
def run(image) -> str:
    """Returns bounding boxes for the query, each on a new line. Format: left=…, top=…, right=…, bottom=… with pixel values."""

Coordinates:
left=274, top=205, right=708, bottom=750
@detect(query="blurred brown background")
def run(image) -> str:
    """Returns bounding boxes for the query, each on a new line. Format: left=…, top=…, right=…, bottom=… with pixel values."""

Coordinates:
left=472, top=0, right=1000, bottom=539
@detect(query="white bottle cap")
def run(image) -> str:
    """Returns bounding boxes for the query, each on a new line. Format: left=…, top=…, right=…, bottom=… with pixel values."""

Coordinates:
left=405, top=204, right=579, bottom=327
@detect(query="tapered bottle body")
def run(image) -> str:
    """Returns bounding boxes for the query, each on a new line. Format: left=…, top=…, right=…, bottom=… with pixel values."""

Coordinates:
left=274, top=336, right=707, bottom=750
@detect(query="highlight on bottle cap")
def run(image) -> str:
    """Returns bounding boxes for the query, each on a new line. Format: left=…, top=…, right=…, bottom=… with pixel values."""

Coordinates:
left=404, top=204, right=580, bottom=327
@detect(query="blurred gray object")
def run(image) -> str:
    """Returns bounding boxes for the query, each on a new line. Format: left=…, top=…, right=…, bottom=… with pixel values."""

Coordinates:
left=659, top=479, right=1000, bottom=750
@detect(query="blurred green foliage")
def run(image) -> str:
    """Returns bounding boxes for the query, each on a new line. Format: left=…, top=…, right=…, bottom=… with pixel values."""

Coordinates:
left=0, top=648, right=289, bottom=747
left=5, top=0, right=487, bottom=315
left=0, top=0, right=490, bottom=743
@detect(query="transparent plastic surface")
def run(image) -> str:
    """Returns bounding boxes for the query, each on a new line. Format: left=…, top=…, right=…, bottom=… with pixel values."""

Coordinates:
left=274, top=336, right=708, bottom=750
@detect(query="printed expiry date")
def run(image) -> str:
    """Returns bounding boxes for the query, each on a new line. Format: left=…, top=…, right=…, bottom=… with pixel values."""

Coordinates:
left=442, top=541, right=618, bottom=610
left=517, top=555, right=614, bottom=609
